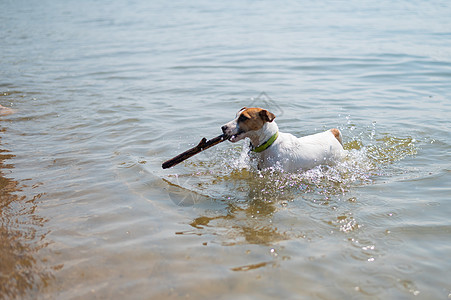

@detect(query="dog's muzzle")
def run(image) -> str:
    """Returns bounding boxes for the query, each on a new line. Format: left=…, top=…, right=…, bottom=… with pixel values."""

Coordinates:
left=221, top=124, right=243, bottom=142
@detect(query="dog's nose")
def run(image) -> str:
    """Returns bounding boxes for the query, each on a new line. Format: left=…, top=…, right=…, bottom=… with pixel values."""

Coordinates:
left=221, top=125, right=228, bottom=133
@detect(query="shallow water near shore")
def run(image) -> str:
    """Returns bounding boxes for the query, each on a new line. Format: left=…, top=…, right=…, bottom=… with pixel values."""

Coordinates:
left=1, top=0, right=451, bottom=299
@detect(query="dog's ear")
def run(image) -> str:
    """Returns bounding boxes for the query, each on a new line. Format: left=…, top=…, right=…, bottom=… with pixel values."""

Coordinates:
left=260, top=109, right=276, bottom=122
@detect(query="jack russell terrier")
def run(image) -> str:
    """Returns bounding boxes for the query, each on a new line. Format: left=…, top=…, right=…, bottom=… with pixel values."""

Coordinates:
left=221, top=107, right=345, bottom=172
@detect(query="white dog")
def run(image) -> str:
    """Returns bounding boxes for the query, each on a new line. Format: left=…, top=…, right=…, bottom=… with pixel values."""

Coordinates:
left=221, top=107, right=345, bottom=172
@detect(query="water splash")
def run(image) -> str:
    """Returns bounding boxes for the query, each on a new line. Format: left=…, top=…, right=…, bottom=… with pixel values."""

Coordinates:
left=165, top=125, right=418, bottom=207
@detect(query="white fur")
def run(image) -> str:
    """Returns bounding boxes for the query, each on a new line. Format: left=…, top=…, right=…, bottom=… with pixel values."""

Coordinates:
left=222, top=108, right=345, bottom=173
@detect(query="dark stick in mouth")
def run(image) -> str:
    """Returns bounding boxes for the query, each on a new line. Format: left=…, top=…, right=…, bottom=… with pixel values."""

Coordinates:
left=162, top=134, right=226, bottom=169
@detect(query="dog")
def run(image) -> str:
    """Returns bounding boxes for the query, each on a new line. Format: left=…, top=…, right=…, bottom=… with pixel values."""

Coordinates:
left=221, top=107, right=345, bottom=172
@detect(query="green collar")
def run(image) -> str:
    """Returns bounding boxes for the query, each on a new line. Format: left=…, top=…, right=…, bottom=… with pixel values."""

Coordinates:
left=252, top=131, right=279, bottom=153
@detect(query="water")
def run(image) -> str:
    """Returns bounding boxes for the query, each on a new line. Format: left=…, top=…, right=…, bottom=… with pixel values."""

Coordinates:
left=1, top=0, right=450, bottom=298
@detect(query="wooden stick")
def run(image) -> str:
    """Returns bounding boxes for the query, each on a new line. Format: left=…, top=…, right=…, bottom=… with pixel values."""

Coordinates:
left=162, top=134, right=226, bottom=169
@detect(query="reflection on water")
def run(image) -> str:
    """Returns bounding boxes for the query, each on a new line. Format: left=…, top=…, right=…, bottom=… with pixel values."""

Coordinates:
left=0, top=123, right=52, bottom=297
left=184, top=199, right=283, bottom=246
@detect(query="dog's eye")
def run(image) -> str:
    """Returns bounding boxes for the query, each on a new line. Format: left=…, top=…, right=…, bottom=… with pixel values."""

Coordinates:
left=238, top=115, right=249, bottom=122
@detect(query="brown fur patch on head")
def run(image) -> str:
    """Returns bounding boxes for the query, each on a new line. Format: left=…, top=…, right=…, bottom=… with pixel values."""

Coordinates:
left=238, top=108, right=276, bottom=131
left=330, top=128, right=343, bottom=145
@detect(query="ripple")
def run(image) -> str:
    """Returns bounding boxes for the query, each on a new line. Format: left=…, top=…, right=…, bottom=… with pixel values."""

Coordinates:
left=3, top=0, right=451, bottom=298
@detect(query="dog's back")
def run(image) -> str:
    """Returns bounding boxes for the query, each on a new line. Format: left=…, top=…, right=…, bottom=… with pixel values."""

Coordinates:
left=259, top=129, right=345, bottom=172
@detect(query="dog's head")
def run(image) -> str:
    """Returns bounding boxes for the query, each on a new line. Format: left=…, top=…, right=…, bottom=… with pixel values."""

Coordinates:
left=221, top=107, right=276, bottom=142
